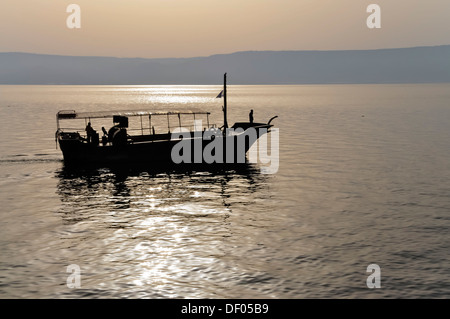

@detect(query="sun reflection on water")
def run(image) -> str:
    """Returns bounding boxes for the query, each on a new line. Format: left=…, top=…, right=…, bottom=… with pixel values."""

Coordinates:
left=55, top=164, right=267, bottom=297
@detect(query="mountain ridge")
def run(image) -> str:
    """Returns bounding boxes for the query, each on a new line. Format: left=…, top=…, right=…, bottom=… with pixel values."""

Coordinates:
left=1, top=45, right=449, bottom=84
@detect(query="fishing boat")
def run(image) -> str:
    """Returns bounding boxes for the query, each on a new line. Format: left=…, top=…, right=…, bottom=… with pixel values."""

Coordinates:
left=56, top=74, right=277, bottom=166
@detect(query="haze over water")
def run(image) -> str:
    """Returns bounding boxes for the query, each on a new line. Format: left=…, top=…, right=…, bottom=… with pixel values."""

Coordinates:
left=1, top=84, right=450, bottom=298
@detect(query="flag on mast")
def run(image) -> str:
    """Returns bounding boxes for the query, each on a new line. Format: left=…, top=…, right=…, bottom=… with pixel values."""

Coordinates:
left=216, top=90, right=224, bottom=98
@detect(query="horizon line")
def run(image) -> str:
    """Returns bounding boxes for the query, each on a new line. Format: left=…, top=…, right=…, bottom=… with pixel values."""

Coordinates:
left=1, top=44, right=449, bottom=60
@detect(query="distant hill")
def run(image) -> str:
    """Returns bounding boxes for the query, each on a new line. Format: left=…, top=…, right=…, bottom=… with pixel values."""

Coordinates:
left=1, top=46, right=450, bottom=84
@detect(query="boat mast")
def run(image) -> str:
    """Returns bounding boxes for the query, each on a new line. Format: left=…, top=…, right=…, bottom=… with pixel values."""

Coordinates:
left=223, top=73, right=228, bottom=130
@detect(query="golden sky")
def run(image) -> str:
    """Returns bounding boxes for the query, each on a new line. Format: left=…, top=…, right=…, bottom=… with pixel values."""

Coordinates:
left=1, top=0, right=449, bottom=58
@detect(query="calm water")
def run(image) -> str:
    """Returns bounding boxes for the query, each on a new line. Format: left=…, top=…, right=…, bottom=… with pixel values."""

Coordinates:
left=1, top=84, right=450, bottom=298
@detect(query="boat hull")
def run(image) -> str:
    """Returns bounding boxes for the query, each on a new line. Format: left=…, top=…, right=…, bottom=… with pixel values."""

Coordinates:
left=58, top=126, right=271, bottom=167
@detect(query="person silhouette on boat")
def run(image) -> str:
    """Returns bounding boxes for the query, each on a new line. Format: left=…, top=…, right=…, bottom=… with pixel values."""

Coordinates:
left=101, top=127, right=108, bottom=145
left=85, top=122, right=95, bottom=143
left=108, top=123, right=127, bottom=147
left=108, top=123, right=120, bottom=142
left=249, top=109, right=254, bottom=124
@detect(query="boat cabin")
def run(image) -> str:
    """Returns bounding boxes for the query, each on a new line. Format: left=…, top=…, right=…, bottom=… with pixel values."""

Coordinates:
left=56, top=109, right=215, bottom=147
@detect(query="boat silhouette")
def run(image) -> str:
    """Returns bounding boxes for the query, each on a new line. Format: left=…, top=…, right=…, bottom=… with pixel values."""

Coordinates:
left=56, top=74, right=277, bottom=166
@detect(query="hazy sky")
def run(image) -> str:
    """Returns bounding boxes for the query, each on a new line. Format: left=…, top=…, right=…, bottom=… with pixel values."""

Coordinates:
left=1, top=0, right=449, bottom=58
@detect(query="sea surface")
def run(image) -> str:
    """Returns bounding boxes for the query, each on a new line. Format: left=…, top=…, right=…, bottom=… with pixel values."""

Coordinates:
left=1, top=84, right=450, bottom=298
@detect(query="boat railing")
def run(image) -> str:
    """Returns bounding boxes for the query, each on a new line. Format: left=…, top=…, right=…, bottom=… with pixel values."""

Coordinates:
left=57, top=122, right=219, bottom=145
